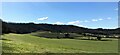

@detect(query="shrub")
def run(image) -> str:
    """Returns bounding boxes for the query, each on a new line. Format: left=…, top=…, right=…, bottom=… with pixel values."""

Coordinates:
left=97, top=36, right=102, bottom=40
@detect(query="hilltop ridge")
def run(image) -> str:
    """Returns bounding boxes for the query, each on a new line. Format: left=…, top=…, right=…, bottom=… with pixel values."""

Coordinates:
left=1, top=19, right=120, bottom=35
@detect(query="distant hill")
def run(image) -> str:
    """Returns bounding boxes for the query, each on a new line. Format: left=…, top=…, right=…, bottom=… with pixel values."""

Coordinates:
left=1, top=19, right=120, bottom=35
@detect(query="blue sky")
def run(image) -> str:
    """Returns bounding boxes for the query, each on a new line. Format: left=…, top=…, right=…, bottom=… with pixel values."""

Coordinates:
left=1, top=2, right=118, bottom=29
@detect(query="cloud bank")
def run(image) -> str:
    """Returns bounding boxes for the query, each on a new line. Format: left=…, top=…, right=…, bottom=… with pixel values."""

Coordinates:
left=38, top=17, right=48, bottom=21
left=53, top=17, right=112, bottom=28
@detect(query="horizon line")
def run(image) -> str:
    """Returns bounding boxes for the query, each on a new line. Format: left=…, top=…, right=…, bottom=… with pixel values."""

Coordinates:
left=1, top=19, right=118, bottom=29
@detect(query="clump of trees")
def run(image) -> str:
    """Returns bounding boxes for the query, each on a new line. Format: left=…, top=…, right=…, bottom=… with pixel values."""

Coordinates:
left=97, top=36, right=102, bottom=40
left=64, top=33, right=70, bottom=38
left=82, top=33, right=103, bottom=40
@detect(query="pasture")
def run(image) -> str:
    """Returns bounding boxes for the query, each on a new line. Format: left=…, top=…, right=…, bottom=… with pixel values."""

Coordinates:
left=1, top=33, right=118, bottom=53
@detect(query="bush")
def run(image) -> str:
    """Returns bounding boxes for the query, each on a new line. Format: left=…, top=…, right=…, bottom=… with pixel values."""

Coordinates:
left=97, top=36, right=102, bottom=40
left=69, top=37, right=74, bottom=39
left=57, top=36, right=61, bottom=39
left=64, top=34, right=70, bottom=38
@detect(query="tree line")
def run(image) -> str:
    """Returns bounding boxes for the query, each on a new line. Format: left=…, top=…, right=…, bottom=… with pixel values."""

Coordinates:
left=1, top=20, right=120, bottom=37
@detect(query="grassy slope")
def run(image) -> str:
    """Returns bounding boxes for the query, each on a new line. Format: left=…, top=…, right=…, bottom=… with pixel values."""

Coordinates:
left=2, top=33, right=118, bottom=53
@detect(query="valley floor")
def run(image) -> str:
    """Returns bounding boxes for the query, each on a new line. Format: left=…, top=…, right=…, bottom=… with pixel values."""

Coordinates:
left=1, top=33, right=118, bottom=53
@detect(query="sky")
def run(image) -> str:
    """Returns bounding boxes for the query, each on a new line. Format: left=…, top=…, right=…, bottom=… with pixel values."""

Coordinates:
left=1, top=2, right=118, bottom=29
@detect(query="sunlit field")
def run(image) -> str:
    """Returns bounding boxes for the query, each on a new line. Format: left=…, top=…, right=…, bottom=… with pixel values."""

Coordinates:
left=1, top=33, right=118, bottom=53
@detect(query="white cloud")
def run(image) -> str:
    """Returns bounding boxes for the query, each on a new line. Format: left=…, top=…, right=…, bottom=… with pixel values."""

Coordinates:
left=53, top=21, right=86, bottom=27
left=114, top=8, right=118, bottom=11
left=37, top=17, right=113, bottom=28
left=67, top=20, right=87, bottom=27
left=106, top=17, right=111, bottom=20
left=67, top=20, right=80, bottom=25
left=38, top=17, right=48, bottom=21
left=98, top=18, right=103, bottom=21
left=92, top=19, right=98, bottom=22
left=84, top=20, right=89, bottom=22
left=77, top=25, right=88, bottom=27
left=91, top=17, right=111, bottom=22
left=54, top=22, right=64, bottom=25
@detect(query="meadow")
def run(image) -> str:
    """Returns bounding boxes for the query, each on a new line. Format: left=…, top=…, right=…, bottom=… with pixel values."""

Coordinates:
left=1, top=33, right=118, bottom=53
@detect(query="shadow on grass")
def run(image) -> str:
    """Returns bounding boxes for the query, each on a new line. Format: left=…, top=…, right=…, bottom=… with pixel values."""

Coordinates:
left=75, top=39, right=112, bottom=41
left=1, top=53, right=119, bottom=55
left=0, top=38, right=11, bottom=41
left=100, top=39, right=112, bottom=41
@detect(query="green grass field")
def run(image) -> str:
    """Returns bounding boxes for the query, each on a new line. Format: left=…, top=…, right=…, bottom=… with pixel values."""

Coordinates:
left=1, top=33, right=118, bottom=53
